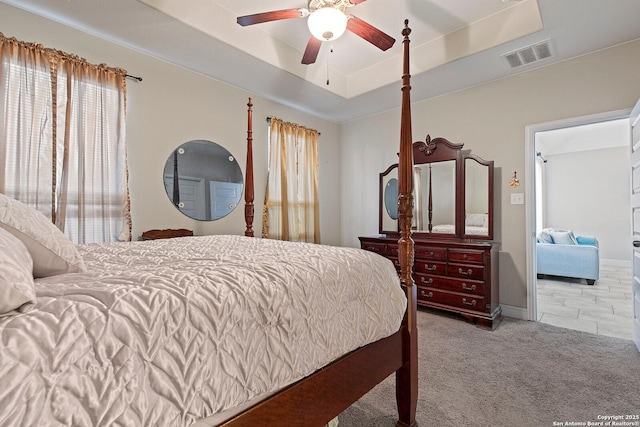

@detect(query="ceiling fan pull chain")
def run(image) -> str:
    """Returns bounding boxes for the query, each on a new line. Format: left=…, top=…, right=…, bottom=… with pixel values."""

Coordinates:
left=326, top=45, right=333, bottom=85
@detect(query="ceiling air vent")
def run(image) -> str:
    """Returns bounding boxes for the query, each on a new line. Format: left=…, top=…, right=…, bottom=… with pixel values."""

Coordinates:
left=503, top=39, right=553, bottom=69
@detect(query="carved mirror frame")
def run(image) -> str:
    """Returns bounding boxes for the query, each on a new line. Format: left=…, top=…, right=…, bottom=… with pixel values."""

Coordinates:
left=462, top=154, right=494, bottom=240
left=379, top=163, right=399, bottom=235
left=378, top=135, right=494, bottom=240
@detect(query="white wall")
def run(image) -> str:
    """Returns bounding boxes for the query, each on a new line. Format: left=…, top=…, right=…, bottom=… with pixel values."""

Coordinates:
left=544, top=146, right=630, bottom=263
left=342, top=39, right=640, bottom=309
left=0, top=2, right=343, bottom=245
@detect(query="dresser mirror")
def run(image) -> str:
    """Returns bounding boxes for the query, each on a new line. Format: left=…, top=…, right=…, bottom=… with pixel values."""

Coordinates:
left=380, top=165, right=399, bottom=234
left=463, top=155, right=494, bottom=240
left=378, top=136, right=494, bottom=240
left=163, top=140, right=244, bottom=221
left=414, top=160, right=456, bottom=234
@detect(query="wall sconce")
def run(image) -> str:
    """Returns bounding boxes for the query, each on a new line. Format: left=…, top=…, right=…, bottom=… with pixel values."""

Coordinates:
left=509, top=171, right=520, bottom=187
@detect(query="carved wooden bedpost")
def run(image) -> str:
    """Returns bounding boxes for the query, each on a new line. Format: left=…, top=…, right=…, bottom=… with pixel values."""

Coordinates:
left=396, top=19, right=418, bottom=427
left=245, top=98, right=255, bottom=237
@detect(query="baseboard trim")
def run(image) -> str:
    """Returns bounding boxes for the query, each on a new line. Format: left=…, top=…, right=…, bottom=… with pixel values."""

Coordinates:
left=501, top=304, right=528, bottom=320
left=601, top=259, right=631, bottom=268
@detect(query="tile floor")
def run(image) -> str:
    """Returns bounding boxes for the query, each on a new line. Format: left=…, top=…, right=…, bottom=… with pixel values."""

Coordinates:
left=536, top=264, right=634, bottom=340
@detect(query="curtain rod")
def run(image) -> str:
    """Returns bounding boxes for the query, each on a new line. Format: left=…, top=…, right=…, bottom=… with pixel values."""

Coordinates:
left=126, top=74, right=142, bottom=82
left=266, top=117, right=321, bottom=136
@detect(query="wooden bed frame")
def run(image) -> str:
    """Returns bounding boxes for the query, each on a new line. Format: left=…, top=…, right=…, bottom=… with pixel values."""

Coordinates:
left=226, top=20, right=417, bottom=427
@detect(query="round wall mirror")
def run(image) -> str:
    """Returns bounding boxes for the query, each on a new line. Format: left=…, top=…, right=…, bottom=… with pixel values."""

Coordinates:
left=163, top=140, right=244, bottom=221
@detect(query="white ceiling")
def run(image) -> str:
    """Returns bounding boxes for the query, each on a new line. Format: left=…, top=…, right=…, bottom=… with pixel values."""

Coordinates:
left=536, top=119, right=631, bottom=156
left=3, top=0, right=640, bottom=123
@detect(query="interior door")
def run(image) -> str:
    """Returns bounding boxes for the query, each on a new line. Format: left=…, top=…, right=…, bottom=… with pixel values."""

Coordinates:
left=209, top=181, right=243, bottom=220
left=630, top=99, right=640, bottom=351
left=164, top=175, right=206, bottom=220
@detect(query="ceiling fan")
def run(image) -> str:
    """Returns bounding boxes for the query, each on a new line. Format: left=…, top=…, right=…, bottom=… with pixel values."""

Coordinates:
left=237, top=0, right=396, bottom=65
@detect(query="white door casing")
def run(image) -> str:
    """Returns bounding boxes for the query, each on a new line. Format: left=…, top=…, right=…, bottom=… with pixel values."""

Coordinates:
left=629, top=99, right=640, bottom=351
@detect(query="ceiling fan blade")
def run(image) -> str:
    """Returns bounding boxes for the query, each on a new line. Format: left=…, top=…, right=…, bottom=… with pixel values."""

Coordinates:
left=301, top=36, right=323, bottom=65
left=348, top=0, right=368, bottom=4
left=237, top=9, right=306, bottom=26
left=346, top=16, right=395, bottom=51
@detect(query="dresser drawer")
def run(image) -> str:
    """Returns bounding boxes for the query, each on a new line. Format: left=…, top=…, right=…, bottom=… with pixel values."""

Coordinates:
left=359, top=235, right=500, bottom=329
left=361, top=242, right=387, bottom=255
left=415, top=246, right=446, bottom=261
left=447, top=263, right=485, bottom=281
left=417, top=287, right=486, bottom=311
left=448, top=249, right=485, bottom=264
left=414, top=260, right=447, bottom=275
left=415, top=274, right=484, bottom=295
left=387, top=244, right=399, bottom=257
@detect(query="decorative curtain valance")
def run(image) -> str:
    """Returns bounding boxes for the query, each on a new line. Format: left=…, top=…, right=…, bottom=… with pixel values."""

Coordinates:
left=0, top=32, right=128, bottom=78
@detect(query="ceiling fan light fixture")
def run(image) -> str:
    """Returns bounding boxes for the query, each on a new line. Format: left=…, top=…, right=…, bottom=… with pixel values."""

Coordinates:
left=307, top=7, right=348, bottom=41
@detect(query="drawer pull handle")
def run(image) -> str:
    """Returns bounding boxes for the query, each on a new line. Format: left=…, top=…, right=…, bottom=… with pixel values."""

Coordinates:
left=459, top=268, right=473, bottom=276
left=420, top=291, right=434, bottom=298
left=420, top=277, right=433, bottom=285
left=425, top=264, right=437, bottom=271
left=462, top=298, right=477, bottom=306
left=369, top=247, right=380, bottom=252
left=462, top=254, right=468, bottom=259
left=428, top=251, right=434, bottom=256
left=462, top=283, right=476, bottom=291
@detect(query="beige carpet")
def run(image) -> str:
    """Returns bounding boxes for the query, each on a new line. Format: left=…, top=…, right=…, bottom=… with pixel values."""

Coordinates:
left=338, top=309, right=640, bottom=427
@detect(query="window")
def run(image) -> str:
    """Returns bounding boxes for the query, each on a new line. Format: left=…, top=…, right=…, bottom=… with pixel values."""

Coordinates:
left=262, top=117, right=320, bottom=243
left=0, top=33, right=131, bottom=243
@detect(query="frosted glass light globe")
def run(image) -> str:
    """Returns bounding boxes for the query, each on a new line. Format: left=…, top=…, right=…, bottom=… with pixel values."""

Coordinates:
left=307, top=7, right=348, bottom=41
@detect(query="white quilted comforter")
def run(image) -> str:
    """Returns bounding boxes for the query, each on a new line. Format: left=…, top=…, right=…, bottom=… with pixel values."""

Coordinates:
left=0, top=235, right=406, bottom=427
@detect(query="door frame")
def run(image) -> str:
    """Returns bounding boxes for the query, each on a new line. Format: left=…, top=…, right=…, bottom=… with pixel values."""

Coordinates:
left=524, top=108, right=631, bottom=321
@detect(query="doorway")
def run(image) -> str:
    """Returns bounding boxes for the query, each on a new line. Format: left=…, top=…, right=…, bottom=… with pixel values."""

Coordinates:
left=525, top=110, right=633, bottom=340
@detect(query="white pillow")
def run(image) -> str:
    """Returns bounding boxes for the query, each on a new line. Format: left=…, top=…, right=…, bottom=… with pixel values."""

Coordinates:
left=0, top=227, right=36, bottom=316
left=0, top=193, right=86, bottom=278
left=549, top=230, right=578, bottom=245
left=465, top=213, right=487, bottom=227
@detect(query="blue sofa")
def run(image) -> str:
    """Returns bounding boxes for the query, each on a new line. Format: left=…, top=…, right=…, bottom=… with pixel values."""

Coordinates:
left=536, top=229, right=599, bottom=285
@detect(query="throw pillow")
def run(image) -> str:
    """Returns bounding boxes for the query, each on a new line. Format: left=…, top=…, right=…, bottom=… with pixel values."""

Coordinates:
left=465, top=213, right=486, bottom=227
left=0, top=193, right=86, bottom=278
left=549, top=230, right=578, bottom=245
left=0, top=227, right=36, bottom=316
left=538, top=230, right=553, bottom=244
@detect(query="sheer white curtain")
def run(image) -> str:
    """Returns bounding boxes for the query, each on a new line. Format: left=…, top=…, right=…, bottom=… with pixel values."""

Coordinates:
left=0, top=36, right=55, bottom=214
left=262, top=117, right=320, bottom=243
left=0, top=33, right=131, bottom=243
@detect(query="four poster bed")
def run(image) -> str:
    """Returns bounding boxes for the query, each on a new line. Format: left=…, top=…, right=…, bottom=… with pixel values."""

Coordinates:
left=0, top=21, right=417, bottom=427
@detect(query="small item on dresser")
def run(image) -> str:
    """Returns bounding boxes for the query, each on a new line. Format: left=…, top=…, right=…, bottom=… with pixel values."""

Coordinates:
left=141, top=228, right=193, bottom=240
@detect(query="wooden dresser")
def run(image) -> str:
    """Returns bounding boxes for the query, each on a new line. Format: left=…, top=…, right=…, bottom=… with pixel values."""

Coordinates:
left=360, top=236, right=502, bottom=330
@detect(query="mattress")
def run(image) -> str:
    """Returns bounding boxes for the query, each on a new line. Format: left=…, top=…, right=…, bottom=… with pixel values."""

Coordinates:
left=0, top=235, right=406, bottom=427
